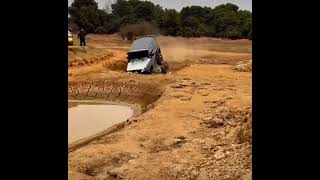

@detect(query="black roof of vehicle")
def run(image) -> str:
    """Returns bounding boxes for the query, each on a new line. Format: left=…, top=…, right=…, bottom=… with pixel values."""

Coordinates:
left=129, top=37, right=157, bottom=52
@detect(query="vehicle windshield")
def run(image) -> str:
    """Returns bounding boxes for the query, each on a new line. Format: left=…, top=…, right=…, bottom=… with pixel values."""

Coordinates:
left=127, top=50, right=149, bottom=60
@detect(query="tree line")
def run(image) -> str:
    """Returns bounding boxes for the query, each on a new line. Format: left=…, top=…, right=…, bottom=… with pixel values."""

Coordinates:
left=68, top=0, right=252, bottom=40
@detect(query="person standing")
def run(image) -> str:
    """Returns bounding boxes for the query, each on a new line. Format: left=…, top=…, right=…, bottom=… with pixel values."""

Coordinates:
left=78, top=28, right=86, bottom=46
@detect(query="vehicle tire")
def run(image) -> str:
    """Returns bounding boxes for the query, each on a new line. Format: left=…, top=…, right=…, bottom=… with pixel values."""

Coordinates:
left=149, top=66, right=153, bottom=74
left=162, top=68, right=167, bottom=74
left=157, top=54, right=163, bottom=65
left=161, top=63, right=169, bottom=74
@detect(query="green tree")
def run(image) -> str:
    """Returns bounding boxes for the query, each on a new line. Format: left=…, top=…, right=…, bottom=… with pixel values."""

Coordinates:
left=180, top=6, right=212, bottom=24
left=215, top=3, right=239, bottom=12
left=133, top=1, right=156, bottom=22
left=68, top=0, right=251, bottom=39
left=105, top=15, right=122, bottom=33
left=212, top=4, right=241, bottom=38
left=158, top=9, right=181, bottom=36
left=182, top=16, right=200, bottom=27
left=181, top=16, right=201, bottom=37
left=110, top=0, right=164, bottom=27
left=120, top=15, right=140, bottom=25
left=225, top=26, right=241, bottom=39
left=68, top=0, right=102, bottom=32
left=111, top=0, right=133, bottom=17
left=153, top=5, right=164, bottom=22
left=238, top=10, right=252, bottom=38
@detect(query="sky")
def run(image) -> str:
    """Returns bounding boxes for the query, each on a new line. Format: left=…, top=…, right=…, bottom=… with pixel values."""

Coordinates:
left=68, top=0, right=252, bottom=11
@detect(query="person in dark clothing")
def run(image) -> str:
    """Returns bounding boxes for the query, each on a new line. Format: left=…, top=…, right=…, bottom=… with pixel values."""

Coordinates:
left=78, top=29, right=86, bottom=46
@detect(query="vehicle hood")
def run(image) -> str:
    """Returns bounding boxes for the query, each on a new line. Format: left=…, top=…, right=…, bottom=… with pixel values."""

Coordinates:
left=127, top=57, right=151, bottom=71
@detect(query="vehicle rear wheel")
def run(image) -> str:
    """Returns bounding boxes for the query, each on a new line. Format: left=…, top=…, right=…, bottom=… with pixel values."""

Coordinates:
left=161, top=62, right=169, bottom=74
left=157, top=54, right=163, bottom=65
left=149, top=66, right=154, bottom=73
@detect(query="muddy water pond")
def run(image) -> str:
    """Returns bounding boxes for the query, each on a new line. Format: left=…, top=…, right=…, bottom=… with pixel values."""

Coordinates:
left=68, top=103, right=134, bottom=144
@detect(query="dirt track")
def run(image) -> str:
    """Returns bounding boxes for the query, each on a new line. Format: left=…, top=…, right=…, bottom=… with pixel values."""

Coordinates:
left=68, top=34, right=252, bottom=180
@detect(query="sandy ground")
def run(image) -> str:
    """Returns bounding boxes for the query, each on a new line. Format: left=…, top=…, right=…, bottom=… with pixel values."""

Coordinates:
left=68, top=34, right=252, bottom=180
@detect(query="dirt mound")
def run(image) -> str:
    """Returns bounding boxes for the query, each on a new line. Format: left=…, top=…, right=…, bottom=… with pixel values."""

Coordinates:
left=233, top=59, right=252, bottom=72
left=103, top=59, right=127, bottom=71
left=68, top=53, right=113, bottom=68
left=68, top=46, right=113, bottom=68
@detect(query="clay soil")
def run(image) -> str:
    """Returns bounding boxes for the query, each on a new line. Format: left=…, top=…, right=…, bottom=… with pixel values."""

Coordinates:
left=68, top=34, right=252, bottom=180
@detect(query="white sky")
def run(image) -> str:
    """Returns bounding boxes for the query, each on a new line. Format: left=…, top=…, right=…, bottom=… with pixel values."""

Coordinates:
left=68, top=0, right=252, bottom=11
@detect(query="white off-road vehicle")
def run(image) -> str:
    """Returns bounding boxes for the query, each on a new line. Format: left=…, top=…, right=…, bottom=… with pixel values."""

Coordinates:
left=127, top=36, right=168, bottom=74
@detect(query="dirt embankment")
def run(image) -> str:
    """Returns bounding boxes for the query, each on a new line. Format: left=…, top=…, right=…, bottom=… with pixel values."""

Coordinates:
left=68, top=47, right=113, bottom=68
left=68, top=76, right=174, bottom=111
left=68, top=34, right=252, bottom=180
